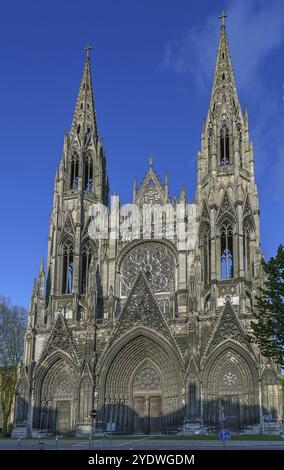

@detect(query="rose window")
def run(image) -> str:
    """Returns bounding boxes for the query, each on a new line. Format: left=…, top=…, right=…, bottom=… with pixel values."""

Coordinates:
left=223, top=371, right=237, bottom=386
left=120, top=242, right=175, bottom=296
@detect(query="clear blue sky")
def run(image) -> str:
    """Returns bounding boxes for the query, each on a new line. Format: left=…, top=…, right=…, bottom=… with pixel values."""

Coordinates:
left=0, top=0, right=283, bottom=308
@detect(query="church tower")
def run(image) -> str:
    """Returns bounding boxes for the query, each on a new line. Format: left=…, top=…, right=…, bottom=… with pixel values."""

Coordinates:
left=13, top=17, right=282, bottom=438
left=45, top=45, right=109, bottom=313
left=14, top=47, right=109, bottom=436
left=196, top=13, right=261, bottom=313
left=192, top=13, right=281, bottom=433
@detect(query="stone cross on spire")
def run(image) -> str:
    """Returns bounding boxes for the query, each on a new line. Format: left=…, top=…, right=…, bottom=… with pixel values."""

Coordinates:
left=85, top=43, right=93, bottom=58
left=219, top=10, right=227, bottom=27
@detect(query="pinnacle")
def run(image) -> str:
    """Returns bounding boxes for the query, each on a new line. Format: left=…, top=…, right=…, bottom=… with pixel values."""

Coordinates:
left=208, top=21, right=241, bottom=121
left=70, top=49, right=98, bottom=141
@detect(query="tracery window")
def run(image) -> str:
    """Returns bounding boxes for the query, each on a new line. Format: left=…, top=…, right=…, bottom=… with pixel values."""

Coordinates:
left=220, top=125, right=230, bottom=165
left=220, top=220, right=233, bottom=278
left=81, top=240, right=92, bottom=293
left=70, top=153, right=79, bottom=190
left=120, top=242, right=175, bottom=296
left=238, top=127, right=243, bottom=168
left=203, top=227, right=211, bottom=284
left=243, top=223, right=250, bottom=275
left=62, top=239, right=74, bottom=294
left=83, top=153, right=93, bottom=191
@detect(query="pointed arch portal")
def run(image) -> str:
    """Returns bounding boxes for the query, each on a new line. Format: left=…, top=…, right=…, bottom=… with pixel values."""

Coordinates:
left=33, top=353, right=78, bottom=434
left=203, top=344, right=259, bottom=431
left=97, top=329, right=183, bottom=434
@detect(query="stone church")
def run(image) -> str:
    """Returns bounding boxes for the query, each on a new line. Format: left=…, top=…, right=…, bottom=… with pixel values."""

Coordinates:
left=13, top=18, right=282, bottom=436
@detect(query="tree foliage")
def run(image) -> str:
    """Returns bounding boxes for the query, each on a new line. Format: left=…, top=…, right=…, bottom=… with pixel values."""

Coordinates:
left=250, top=245, right=284, bottom=366
left=0, top=296, right=27, bottom=435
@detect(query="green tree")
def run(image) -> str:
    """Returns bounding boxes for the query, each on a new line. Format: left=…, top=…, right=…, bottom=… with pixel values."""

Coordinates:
left=250, top=245, right=284, bottom=366
left=0, top=297, right=27, bottom=436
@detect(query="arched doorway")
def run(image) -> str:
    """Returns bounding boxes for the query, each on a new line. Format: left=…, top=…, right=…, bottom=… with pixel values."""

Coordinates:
left=98, top=329, right=183, bottom=434
left=34, top=357, right=77, bottom=434
left=204, top=348, right=259, bottom=431
left=132, top=363, right=162, bottom=434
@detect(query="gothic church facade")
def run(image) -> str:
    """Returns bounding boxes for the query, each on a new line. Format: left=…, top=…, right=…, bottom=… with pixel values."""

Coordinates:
left=14, top=21, right=282, bottom=436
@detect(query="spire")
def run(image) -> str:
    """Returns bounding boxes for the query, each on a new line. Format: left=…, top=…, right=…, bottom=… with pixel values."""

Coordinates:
left=164, top=171, right=168, bottom=198
left=32, top=278, right=38, bottom=297
left=208, top=12, right=241, bottom=119
left=179, top=186, right=186, bottom=203
left=70, top=44, right=98, bottom=141
left=133, top=176, right=137, bottom=201
left=40, top=257, right=44, bottom=274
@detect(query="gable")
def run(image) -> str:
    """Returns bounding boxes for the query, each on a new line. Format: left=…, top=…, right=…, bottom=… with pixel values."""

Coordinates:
left=107, top=271, right=177, bottom=349
left=135, top=168, right=167, bottom=205
left=217, top=190, right=235, bottom=221
left=38, top=313, right=79, bottom=365
left=203, top=301, right=249, bottom=357
left=60, top=212, right=75, bottom=241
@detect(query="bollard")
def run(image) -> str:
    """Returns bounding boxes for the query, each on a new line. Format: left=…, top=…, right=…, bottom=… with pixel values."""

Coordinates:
left=89, top=435, right=92, bottom=449
left=55, top=436, right=58, bottom=450
left=17, top=436, right=22, bottom=450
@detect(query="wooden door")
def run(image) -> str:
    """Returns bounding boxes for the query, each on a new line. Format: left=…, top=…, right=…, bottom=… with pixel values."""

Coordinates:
left=149, top=395, right=162, bottom=433
left=56, top=400, right=71, bottom=433
left=133, top=396, right=145, bottom=433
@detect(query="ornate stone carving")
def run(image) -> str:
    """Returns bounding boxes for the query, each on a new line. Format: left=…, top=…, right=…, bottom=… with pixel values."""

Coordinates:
left=107, top=271, right=177, bottom=348
left=201, top=202, right=210, bottom=221
left=134, top=367, right=161, bottom=390
left=205, top=301, right=247, bottom=356
left=142, top=179, right=163, bottom=204
left=120, top=242, right=175, bottom=296
left=57, top=300, right=73, bottom=319
left=243, top=195, right=252, bottom=219
left=55, top=377, right=74, bottom=395
left=217, top=191, right=234, bottom=220
left=62, top=213, right=75, bottom=237
left=188, top=372, right=198, bottom=382
left=218, top=283, right=237, bottom=299
left=39, top=314, right=79, bottom=364
left=223, top=371, right=237, bottom=386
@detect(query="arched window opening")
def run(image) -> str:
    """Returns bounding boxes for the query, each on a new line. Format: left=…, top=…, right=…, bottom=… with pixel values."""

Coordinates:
left=243, top=224, right=250, bottom=275
left=80, top=103, right=83, bottom=109
left=262, top=371, right=279, bottom=420
left=221, top=220, right=233, bottom=278
left=70, top=154, right=79, bottom=190
left=62, top=239, right=74, bottom=294
left=203, top=228, right=211, bottom=284
left=239, top=129, right=243, bottom=168
left=189, top=383, right=199, bottom=419
left=77, top=124, right=81, bottom=135
left=81, top=240, right=92, bottom=293
left=204, top=294, right=211, bottom=311
left=84, top=154, right=93, bottom=191
left=222, top=73, right=225, bottom=80
left=220, top=126, right=230, bottom=165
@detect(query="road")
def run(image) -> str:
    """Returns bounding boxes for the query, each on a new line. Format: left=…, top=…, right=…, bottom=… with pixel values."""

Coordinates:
left=0, top=437, right=284, bottom=450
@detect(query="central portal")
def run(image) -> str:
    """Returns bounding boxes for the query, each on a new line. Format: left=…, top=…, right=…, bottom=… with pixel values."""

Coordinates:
left=133, top=395, right=162, bottom=433
left=132, top=364, right=162, bottom=434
